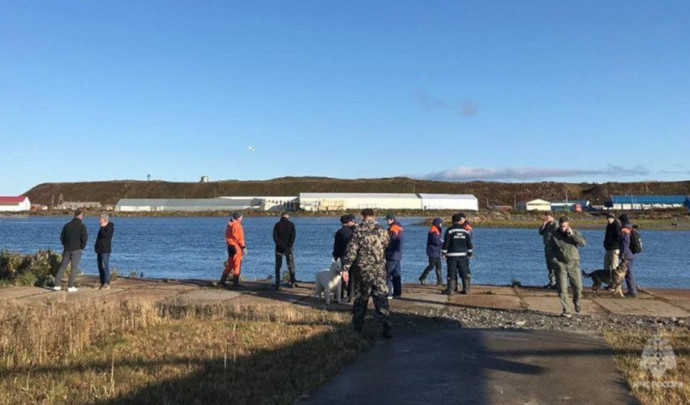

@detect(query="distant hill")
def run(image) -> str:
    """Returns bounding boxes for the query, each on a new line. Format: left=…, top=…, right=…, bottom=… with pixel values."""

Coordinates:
left=24, top=177, right=690, bottom=207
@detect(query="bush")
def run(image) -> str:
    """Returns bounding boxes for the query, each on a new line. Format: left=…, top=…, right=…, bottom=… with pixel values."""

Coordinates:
left=0, top=250, right=63, bottom=287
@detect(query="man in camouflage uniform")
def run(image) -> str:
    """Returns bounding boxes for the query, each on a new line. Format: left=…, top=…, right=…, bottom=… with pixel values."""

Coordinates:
left=547, top=216, right=587, bottom=318
left=342, top=208, right=392, bottom=338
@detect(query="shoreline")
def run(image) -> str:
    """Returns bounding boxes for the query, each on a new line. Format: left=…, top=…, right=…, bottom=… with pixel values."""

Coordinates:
left=3, top=210, right=689, bottom=231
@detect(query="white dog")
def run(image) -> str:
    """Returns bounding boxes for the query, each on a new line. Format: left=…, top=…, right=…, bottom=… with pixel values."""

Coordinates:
left=314, top=259, right=343, bottom=304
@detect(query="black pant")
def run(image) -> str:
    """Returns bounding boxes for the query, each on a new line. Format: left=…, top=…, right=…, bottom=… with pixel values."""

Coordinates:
left=338, top=255, right=354, bottom=299
left=55, top=250, right=82, bottom=288
left=419, top=256, right=443, bottom=283
left=275, top=247, right=295, bottom=286
left=447, top=256, right=470, bottom=284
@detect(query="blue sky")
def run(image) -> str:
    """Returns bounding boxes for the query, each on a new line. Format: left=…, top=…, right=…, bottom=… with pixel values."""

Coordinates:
left=1, top=1, right=689, bottom=194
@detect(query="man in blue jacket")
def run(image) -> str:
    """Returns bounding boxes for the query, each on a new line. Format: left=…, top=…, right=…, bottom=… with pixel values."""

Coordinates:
left=385, top=213, right=404, bottom=299
left=619, top=214, right=638, bottom=297
left=333, top=214, right=356, bottom=301
left=419, top=218, right=444, bottom=286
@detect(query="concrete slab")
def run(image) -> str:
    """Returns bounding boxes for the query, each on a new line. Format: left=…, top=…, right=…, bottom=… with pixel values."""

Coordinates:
left=297, top=328, right=636, bottom=405
left=0, top=286, right=53, bottom=300
left=392, top=293, right=447, bottom=311
left=448, top=294, right=525, bottom=311
left=174, top=288, right=242, bottom=303
left=21, top=287, right=128, bottom=303
left=594, top=297, right=690, bottom=318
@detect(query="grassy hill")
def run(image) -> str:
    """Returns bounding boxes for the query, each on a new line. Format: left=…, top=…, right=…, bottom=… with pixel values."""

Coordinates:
left=23, top=177, right=690, bottom=208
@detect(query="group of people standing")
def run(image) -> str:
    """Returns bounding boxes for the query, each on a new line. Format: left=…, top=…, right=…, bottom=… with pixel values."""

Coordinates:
left=538, top=212, right=640, bottom=318
left=418, top=213, right=474, bottom=295
left=54, top=209, right=114, bottom=292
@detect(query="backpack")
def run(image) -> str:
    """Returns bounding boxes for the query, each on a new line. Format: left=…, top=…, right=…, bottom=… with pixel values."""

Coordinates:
left=629, top=228, right=642, bottom=254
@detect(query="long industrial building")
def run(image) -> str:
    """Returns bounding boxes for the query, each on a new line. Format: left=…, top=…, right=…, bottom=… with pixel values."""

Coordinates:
left=299, top=193, right=478, bottom=212
left=606, top=195, right=690, bottom=210
left=115, top=198, right=255, bottom=212
left=419, top=194, right=478, bottom=211
left=115, top=193, right=480, bottom=212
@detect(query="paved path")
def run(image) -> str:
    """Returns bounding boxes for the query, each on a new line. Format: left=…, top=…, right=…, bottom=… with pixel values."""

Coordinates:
left=5, top=277, right=683, bottom=405
left=296, top=328, right=637, bottom=405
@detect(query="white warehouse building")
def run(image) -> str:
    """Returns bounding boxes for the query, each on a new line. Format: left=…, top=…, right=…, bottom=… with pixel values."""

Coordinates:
left=419, top=194, right=479, bottom=211
left=299, top=193, right=423, bottom=212
left=115, top=198, right=254, bottom=212
left=0, top=196, right=31, bottom=212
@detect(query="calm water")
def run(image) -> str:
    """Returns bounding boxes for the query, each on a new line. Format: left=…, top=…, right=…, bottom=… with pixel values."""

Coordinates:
left=1, top=216, right=689, bottom=288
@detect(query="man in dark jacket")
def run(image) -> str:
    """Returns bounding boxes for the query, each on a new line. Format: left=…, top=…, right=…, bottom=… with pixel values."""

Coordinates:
left=603, top=213, right=621, bottom=274
left=273, top=211, right=297, bottom=289
left=538, top=212, right=559, bottom=289
left=333, top=214, right=356, bottom=300
left=95, top=213, right=114, bottom=290
left=54, top=209, right=88, bottom=292
left=619, top=214, right=638, bottom=297
left=419, top=217, right=444, bottom=286
left=384, top=213, right=404, bottom=299
left=442, top=213, right=473, bottom=295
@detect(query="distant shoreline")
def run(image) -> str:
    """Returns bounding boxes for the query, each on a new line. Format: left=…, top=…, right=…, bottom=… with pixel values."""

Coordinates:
left=3, top=209, right=689, bottom=230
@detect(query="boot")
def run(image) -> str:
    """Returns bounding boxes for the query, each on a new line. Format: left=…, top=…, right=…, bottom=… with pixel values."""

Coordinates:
left=461, top=276, right=471, bottom=295
left=442, top=279, right=456, bottom=296
left=218, top=273, right=228, bottom=287
left=232, top=276, right=240, bottom=289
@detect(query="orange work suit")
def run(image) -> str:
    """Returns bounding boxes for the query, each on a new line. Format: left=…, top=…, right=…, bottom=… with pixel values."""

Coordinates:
left=223, top=220, right=246, bottom=278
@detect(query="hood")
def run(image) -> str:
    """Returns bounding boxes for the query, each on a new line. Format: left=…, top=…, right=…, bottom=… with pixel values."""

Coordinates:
left=432, top=218, right=443, bottom=227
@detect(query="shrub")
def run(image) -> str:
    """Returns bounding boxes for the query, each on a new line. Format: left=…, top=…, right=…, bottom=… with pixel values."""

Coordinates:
left=0, top=250, right=63, bottom=286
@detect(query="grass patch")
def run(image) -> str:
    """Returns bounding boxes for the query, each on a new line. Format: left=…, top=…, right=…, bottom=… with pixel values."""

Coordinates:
left=604, top=328, right=690, bottom=405
left=0, top=299, right=372, bottom=404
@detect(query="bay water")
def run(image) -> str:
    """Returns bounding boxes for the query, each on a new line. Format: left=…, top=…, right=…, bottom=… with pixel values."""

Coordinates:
left=1, top=216, right=688, bottom=288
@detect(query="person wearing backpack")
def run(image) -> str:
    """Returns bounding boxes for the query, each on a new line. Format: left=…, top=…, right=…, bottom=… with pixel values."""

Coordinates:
left=618, top=214, right=639, bottom=297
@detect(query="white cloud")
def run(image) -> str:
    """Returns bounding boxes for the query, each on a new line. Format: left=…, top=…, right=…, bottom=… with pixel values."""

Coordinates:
left=421, top=165, right=650, bottom=181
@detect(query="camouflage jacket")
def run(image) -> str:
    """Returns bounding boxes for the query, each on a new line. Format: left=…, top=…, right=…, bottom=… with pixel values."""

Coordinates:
left=548, top=228, right=587, bottom=264
left=343, top=219, right=390, bottom=284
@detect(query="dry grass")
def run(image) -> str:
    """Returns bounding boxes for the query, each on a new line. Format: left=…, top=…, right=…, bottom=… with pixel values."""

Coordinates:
left=0, top=299, right=371, bottom=404
left=604, top=328, right=690, bottom=405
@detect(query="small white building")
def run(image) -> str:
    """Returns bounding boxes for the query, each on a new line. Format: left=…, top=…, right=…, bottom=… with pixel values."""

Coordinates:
left=299, top=193, right=422, bottom=212
left=518, top=199, right=552, bottom=212
left=419, top=194, right=479, bottom=211
left=0, top=196, right=31, bottom=212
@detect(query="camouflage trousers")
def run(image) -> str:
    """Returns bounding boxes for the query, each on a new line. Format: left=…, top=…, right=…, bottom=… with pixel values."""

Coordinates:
left=352, top=277, right=391, bottom=332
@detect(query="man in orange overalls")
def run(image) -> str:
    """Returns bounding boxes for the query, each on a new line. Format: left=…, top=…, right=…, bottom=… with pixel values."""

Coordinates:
left=219, top=211, right=246, bottom=288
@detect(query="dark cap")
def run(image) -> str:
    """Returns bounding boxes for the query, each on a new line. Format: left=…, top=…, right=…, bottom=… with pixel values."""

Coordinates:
left=559, top=216, right=570, bottom=224
left=280, top=211, right=289, bottom=217
left=619, top=214, right=630, bottom=224
left=345, top=214, right=356, bottom=223
left=451, top=212, right=466, bottom=222
left=74, top=208, right=83, bottom=217
left=385, top=213, right=396, bottom=220
left=232, top=211, right=243, bottom=219
left=361, top=208, right=375, bottom=217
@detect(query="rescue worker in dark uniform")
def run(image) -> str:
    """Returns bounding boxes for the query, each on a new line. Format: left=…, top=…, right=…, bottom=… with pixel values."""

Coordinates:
left=384, top=213, right=404, bottom=299
left=419, top=217, right=444, bottom=286
left=333, top=214, right=356, bottom=301
left=441, top=213, right=473, bottom=295
left=342, top=209, right=392, bottom=338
